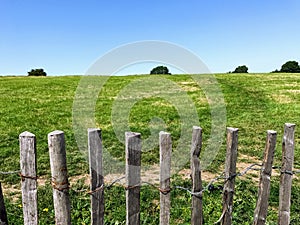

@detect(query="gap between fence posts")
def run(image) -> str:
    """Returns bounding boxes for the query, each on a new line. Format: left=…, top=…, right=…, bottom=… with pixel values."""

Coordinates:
left=221, top=127, right=238, bottom=225
left=88, top=128, right=104, bottom=225
left=20, top=131, right=38, bottom=225
left=253, top=130, right=277, bottom=225
left=191, top=126, right=203, bottom=225
left=159, top=131, right=172, bottom=225
left=48, top=130, right=71, bottom=225
left=0, top=182, right=8, bottom=225
left=278, top=123, right=296, bottom=225
left=125, top=132, right=141, bottom=225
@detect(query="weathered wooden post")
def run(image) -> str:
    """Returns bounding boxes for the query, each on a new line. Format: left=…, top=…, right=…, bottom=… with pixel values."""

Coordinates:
left=278, top=123, right=296, bottom=225
left=191, top=126, right=203, bottom=225
left=88, top=128, right=104, bottom=225
left=0, top=182, right=8, bottom=225
left=20, top=131, right=38, bottom=225
left=125, top=132, right=141, bottom=225
left=48, top=130, right=71, bottom=225
left=253, top=130, right=277, bottom=225
left=159, top=131, right=172, bottom=225
left=221, top=127, right=238, bottom=225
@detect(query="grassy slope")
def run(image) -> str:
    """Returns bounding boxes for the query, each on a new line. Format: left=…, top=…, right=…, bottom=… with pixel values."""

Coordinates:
left=0, top=73, right=300, bottom=224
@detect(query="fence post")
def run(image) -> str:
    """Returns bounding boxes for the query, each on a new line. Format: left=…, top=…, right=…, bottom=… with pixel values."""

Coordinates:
left=191, top=126, right=203, bottom=225
left=0, top=182, right=8, bottom=225
left=253, top=130, right=277, bottom=225
left=48, top=130, right=71, bottom=225
left=278, top=123, right=296, bottom=225
left=88, top=128, right=104, bottom=225
left=125, top=132, right=141, bottom=225
left=159, top=131, right=172, bottom=225
left=221, top=127, right=238, bottom=225
left=19, top=131, right=38, bottom=225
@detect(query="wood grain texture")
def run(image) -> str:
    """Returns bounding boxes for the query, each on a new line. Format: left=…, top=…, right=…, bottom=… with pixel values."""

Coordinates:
left=253, top=130, right=277, bottom=225
left=20, top=131, right=38, bottom=225
left=191, top=126, right=203, bottom=225
left=159, top=131, right=172, bottom=225
left=278, top=123, right=296, bottom=225
left=48, top=130, right=71, bottom=225
left=221, top=127, right=238, bottom=225
left=88, top=128, right=104, bottom=225
left=125, top=132, right=141, bottom=225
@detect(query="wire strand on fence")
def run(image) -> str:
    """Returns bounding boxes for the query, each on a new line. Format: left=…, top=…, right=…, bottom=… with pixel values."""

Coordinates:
left=19, top=173, right=38, bottom=181
left=173, top=163, right=264, bottom=197
left=81, top=163, right=265, bottom=197
left=0, top=170, right=20, bottom=175
left=106, top=176, right=125, bottom=189
left=87, top=184, right=104, bottom=195
left=293, top=170, right=300, bottom=174
left=1, top=163, right=300, bottom=196
left=272, top=165, right=300, bottom=175
left=71, top=176, right=126, bottom=194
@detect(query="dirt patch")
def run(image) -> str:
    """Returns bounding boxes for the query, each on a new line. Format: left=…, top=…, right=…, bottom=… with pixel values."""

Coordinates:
left=178, top=169, right=216, bottom=182
left=69, top=174, right=90, bottom=186
left=176, top=154, right=263, bottom=183
left=2, top=183, right=21, bottom=202
left=37, top=175, right=49, bottom=186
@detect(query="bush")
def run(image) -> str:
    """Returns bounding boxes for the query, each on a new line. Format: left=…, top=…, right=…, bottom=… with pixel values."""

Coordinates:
left=280, top=61, right=300, bottom=73
left=28, top=68, right=47, bottom=76
left=150, top=66, right=171, bottom=75
left=232, top=65, right=248, bottom=73
left=271, top=69, right=280, bottom=73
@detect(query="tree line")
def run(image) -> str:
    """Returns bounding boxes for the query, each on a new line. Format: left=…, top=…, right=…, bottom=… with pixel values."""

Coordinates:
left=27, top=60, right=300, bottom=76
left=149, top=60, right=300, bottom=75
left=228, top=60, right=300, bottom=74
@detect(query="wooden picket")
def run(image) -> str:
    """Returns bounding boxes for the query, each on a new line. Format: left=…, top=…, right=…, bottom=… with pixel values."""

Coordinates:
left=88, top=128, right=105, bottom=225
left=0, top=182, right=8, bottom=225
left=20, top=131, right=38, bottom=225
left=125, top=132, right=142, bottom=225
left=278, top=123, right=296, bottom=225
left=221, top=127, right=238, bottom=225
left=191, top=126, right=203, bottom=225
left=159, top=131, right=172, bottom=225
left=48, top=131, right=71, bottom=225
left=253, top=130, right=277, bottom=225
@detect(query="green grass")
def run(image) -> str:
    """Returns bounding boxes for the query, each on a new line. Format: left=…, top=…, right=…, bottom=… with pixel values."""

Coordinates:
left=1, top=73, right=300, bottom=224
left=5, top=176, right=300, bottom=224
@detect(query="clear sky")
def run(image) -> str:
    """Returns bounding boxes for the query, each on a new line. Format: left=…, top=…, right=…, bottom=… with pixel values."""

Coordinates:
left=1, top=0, right=300, bottom=75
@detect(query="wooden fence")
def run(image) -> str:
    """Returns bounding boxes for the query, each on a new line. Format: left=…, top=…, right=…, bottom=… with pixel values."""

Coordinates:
left=0, top=123, right=297, bottom=225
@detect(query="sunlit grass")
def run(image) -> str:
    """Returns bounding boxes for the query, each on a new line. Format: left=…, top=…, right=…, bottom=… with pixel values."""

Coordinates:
left=1, top=73, right=300, bottom=223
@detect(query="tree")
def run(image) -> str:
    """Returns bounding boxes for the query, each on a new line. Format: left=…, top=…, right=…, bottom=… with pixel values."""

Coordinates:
left=150, top=66, right=171, bottom=75
left=280, top=61, right=300, bottom=73
left=28, top=68, right=47, bottom=76
left=232, top=65, right=248, bottom=73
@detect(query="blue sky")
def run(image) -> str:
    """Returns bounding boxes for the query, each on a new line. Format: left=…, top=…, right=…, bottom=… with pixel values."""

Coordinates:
left=1, top=0, right=300, bottom=75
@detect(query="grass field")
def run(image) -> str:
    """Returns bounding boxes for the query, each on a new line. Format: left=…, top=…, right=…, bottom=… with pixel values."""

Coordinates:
left=1, top=73, right=300, bottom=224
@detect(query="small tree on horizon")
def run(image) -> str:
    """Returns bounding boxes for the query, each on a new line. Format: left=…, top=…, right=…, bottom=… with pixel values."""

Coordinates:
left=28, top=68, right=47, bottom=76
left=232, top=65, right=248, bottom=73
left=150, top=66, right=171, bottom=75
